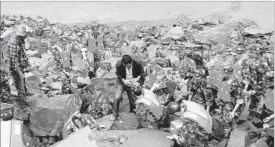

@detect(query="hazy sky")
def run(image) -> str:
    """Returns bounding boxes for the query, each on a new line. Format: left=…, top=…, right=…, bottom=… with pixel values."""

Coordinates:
left=1, top=2, right=274, bottom=29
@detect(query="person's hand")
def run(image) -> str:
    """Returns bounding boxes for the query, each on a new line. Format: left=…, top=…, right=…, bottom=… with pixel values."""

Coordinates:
left=229, top=112, right=235, bottom=119
left=243, top=80, right=250, bottom=86
left=153, top=82, right=161, bottom=89
left=133, top=76, right=140, bottom=82
left=263, top=123, right=270, bottom=129
left=123, top=79, right=130, bottom=85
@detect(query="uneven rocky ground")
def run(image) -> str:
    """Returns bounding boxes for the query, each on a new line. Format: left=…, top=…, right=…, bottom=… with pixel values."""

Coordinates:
left=1, top=11, right=274, bottom=147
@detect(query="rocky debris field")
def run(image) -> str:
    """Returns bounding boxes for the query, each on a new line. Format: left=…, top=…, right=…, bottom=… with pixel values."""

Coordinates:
left=0, top=13, right=274, bottom=147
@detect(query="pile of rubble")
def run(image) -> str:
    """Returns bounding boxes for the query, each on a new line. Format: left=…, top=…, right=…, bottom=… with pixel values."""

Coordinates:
left=0, top=13, right=274, bottom=147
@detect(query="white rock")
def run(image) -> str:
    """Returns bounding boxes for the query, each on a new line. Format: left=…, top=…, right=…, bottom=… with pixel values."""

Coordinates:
left=147, top=45, right=161, bottom=60
left=26, top=50, right=38, bottom=56
left=162, top=26, right=184, bottom=40
left=245, top=27, right=273, bottom=35
left=77, top=77, right=91, bottom=85
left=50, top=82, right=62, bottom=90
left=168, top=55, right=180, bottom=67
left=0, top=29, right=15, bottom=41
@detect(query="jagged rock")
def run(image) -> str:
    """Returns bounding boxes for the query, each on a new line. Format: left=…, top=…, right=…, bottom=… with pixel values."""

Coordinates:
left=194, top=18, right=257, bottom=45
left=183, top=42, right=202, bottom=48
left=50, top=82, right=62, bottom=91
left=102, top=68, right=116, bottom=79
left=80, top=78, right=117, bottom=118
left=222, top=55, right=235, bottom=67
left=227, top=128, right=248, bottom=147
left=265, top=89, right=274, bottom=111
left=28, top=53, right=53, bottom=70
left=29, top=94, right=82, bottom=136
left=25, top=72, right=41, bottom=93
left=26, top=50, right=38, bottom=56
left=244, top=27, right=274, bottom=36
left=168, top=55, right=180, bottom=67
left=96, top=67, right=108, bottom=78
left=162, top=26, right=184, bottom=41
left=177, top=14, right=192, bottom=27
left=131, top=40, right=145, bottom=49
left=95, top=115, right=116, bottom=130
left=77, top=76, right=91, bottom=86
left=0, top=28, right=15, bottom=41
left=249, top=138, right=269, bottom=147
left=71, top=53, right=86, bottom=71
left=147, top=45, right=161, bottom=60
left=3, top=20, right=15, bottom=27
left=154, top=58, right=170, bottom=67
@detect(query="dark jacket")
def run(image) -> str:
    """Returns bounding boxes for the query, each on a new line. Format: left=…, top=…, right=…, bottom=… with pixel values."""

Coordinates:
left=115, top=58, right=146, bottom=86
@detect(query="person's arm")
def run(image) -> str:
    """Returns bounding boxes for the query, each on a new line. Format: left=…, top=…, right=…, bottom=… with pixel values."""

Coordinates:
left=135, top=60, right=147, bottom=86
left=230, top=102, right=241, bottom=118
left=150, top=82, right=160, bottom=92
left=8, top=38, right=18, bottom=71
left=115, top=61, right=125, bottom=85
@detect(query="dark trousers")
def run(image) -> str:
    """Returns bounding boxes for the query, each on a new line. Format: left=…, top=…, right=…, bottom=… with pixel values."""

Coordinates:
left=11, top=67, right=28, bottom=104
left=112, top=82, right=137, bottom=116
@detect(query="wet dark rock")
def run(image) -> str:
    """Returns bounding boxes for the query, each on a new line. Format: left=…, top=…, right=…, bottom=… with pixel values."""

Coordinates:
left=29, top=94, right=82, bottom=136
left=80, top=78, right=117, bottom=118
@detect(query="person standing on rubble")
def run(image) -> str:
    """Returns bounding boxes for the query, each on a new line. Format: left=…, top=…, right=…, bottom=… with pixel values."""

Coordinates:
left=83, top=27, right=101, bottom=78
left=8, top=25, right=33, bottom=110
left=112, top=54, right=146, bottom=119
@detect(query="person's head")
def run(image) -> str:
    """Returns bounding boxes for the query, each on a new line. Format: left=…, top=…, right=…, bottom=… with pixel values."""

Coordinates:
left=166, top=80, right=177, bottom=94
left=122, top=54, right=133, bottom=69
left=223, top=102, right=233, bottom=112
left=17, top=25, right=28, bottom=38
left=72, top=116, right=83, bottom=128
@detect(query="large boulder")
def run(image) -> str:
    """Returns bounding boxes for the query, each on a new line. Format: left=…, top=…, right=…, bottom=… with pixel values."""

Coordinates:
left=227, top=128, right=248, bottom=147
left=110, top=112, right=140, bottom=130
left=52, top=127, right=173, bottom=147
left=162, top=26, right=184, bottom=41
left=244, top=27, right=274, bottom=36
left=194, top=18, right=257, bottom=45
left=29, top=94, right=82, bottom=136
